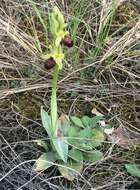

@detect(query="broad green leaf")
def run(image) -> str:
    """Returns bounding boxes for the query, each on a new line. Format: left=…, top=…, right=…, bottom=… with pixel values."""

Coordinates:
left=77, top=128, right=105, bottom=150
left=68, top=127, right=79, bottom=137
left=58, top=161, right=83, bottom=181
left=34, top=152, right=56, bottom=171
left=71, top=116, right=84, bottom=128
left=78, top=142, right=93, bottom=151
left=78, top=128, right=93, bottom=150
left=52, top=137, right=68, bottom=163
left=81, top=116, right=92, bottom=127
left=91, top=128, right=105, bottom=147
left=81, top=116, right=103, bottom=128
left=41, top=108, right=68, bottom=163
left=41, top=108, right=52, bottom=137
left=125, top=164, right=140, bottom=178
left=68, top=127, right=79, bottom=146
left=68, top=127, right=105, bottom=151
left=68, top=127, right=79, bottom=143
left=69, top=148, right=83, bottom=163
left=68, top=128, right=93, bottom=151
left=84, top=150, right=103, bottom=162
left=79, top=128, right=92, bottom=138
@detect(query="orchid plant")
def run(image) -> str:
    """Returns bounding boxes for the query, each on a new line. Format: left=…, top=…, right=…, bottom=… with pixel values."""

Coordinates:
left=40, top=6, right=72, bottom=163
left=34, top=6, right=105, bottom=181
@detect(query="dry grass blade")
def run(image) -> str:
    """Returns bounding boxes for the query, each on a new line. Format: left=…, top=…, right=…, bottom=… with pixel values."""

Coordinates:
left=0, top=16, right=39, bottom=55
left=101, top=19, right=140, bottom=63
left=98, top=0, right=125, bottom=34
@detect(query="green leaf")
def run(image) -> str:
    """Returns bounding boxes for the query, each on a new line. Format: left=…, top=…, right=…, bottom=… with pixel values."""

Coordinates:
left=81, top=116, right=92, bottom=127
left=41, top=108, right=68, bottom=163
left=41, top=108, right=52, bottom=137
left=58, top=161, right=83, bottom=181
left=71, top=116, right=84, bottom=128
left=78, top=128, right=93, bottom=150
left=68, top=127, right=105, bottom=151
left=125, top=164, right=140, bottom=178
left=34, top=152, right=56, bottom=171
left=69, top=128, right=93, bottom=151
left=68, top=127, right=79, bottom=137
left=68, top=127, right=79, bottom=146
left=79, top=128, right=92, bottom=138
left=76, top=127, right=105, bottom=150
left=81, top=116, right=103, bottom=128
left=91, top=128, right=105, bottom=147
left=69, top=148, right=83, bottom=163
left=52, top=137, right=68, bottom=163
left=84, top=150, right=103, bottom=162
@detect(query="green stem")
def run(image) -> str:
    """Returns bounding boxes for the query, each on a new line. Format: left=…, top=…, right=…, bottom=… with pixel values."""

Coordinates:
left=51, top=64, right=59, bottom=135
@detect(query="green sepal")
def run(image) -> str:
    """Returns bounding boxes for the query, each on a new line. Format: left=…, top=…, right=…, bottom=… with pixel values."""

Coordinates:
left=50, top=6, right=66, bottom=38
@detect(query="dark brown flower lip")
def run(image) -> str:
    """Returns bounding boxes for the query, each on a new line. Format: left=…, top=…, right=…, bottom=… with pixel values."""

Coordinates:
left=44, top=57, right=56, bottom=70
left=61, top=35, right=73, bottom=48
